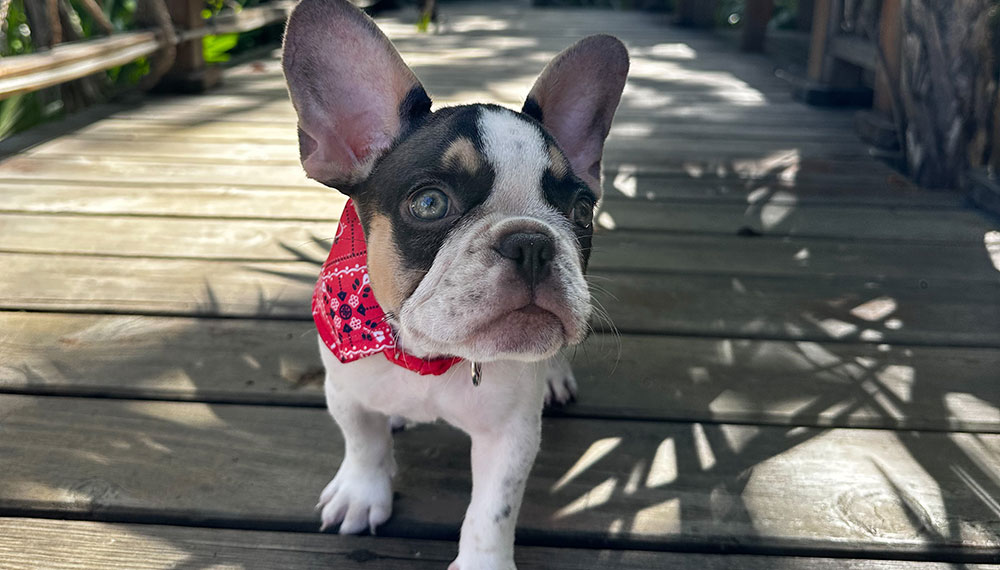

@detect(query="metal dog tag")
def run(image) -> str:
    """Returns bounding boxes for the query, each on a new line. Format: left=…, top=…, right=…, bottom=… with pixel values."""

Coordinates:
left=471, top=361, right=483, bottom=387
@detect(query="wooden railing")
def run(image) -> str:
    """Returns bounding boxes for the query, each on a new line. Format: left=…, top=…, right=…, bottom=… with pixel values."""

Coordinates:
left=806, top=0, right=901, bottom=111
left=0, top=1, right=292, bottom=100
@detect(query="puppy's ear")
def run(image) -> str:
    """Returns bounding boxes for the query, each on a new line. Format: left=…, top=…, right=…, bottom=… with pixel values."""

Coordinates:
left=522, top=35, right=628, bottom=198
left=282, top=0, right=430, bottom=191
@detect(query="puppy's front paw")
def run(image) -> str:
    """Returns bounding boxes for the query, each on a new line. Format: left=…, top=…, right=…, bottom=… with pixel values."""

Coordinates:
left=448, top=555, right=516, bottom=570
left=317, top=463, right=393, bottom=534
left=543, top=353, right=578, bottom=408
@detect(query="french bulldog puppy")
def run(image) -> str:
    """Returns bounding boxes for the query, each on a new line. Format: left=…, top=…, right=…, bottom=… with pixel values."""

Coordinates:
left=282, top=1, right=627, bottom=568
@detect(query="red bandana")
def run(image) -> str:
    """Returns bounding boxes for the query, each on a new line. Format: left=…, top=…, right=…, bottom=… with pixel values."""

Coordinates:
left=312, top=200, right=463, bottom=375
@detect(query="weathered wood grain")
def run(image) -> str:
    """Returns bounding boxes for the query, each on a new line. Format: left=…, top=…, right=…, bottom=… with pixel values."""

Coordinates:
left=2, top=312, right=998, bottom=431
left=597, top=201, right=997, bottom=243
left=1, top=253, right=996, bottom=346
left=109, top=96, right=864, bottom=129
left=1, top=213, right=996, bottom=273
left=1, top=395, right=997, bottom=559
left=3, top=518, right=997, bottom=570
left=0, top=170, right=961, bottom=210
left=0, top=152, right=915, bottom=191
left=22, top=133, right=870, bottom=165
left=80, top=116, right=861, bottom=144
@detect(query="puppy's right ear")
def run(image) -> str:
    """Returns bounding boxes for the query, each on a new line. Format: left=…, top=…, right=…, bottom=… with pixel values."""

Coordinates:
left=282, top=0, right=430, bottom=191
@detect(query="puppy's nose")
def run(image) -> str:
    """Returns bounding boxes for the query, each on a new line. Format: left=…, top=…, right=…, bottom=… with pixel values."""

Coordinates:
left=495, top=232, right=554, bottom=287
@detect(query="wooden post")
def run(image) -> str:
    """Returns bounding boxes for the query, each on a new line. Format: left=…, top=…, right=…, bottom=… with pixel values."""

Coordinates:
left=741, top=0, right=773, bottom=52
left=872, top=0, right=901, bottom=114
left=807, top=0, right=863, bottom=87
left=674, top=0, right=716, bottom=28
left=160, top=0, right=220, bottom=92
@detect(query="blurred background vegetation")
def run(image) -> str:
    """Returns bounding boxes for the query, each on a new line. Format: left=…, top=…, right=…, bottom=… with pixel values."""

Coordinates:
left=0, top=0, right=282, bottom=139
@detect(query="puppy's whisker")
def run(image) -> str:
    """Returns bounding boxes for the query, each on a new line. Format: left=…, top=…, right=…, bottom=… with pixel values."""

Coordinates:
left=584, top=279, right=619, bottom=302
left=587, top=295, right=622, bottom=367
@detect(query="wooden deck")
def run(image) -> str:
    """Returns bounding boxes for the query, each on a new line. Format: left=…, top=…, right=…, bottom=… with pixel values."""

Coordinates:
left=2, top=3, right=1000, bottom=568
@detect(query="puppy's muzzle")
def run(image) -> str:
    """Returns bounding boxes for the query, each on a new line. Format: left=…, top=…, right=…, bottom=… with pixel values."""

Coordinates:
left=494, top=231, right=555, bottom=288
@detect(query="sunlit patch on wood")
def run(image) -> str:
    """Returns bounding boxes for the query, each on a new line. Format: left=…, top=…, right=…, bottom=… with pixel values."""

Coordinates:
left=550, top=437, right=621, bottom=493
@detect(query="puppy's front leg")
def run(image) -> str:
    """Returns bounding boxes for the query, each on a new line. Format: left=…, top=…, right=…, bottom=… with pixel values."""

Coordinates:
left=317, top=378, right=395, bottom=534
left=450, top=413, right=541, bottom=570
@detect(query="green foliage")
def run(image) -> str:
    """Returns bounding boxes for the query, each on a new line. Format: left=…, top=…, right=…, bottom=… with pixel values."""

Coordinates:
left=0, top=94, right=42, bottom=140
left=417, top=11, right=432, bottom=32
left=3, top=0, right=32, bottom=56
left=203, top=33, right=240, bottom=63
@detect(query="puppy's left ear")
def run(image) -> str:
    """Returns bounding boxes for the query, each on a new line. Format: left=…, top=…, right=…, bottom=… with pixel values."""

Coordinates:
left=522, top=35, right=628, bottom=198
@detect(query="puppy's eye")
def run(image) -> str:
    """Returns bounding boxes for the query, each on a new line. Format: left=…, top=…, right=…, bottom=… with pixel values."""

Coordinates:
left=571, top=198, right=594, bottom=228
left=409, top=188, right=450, bottom=220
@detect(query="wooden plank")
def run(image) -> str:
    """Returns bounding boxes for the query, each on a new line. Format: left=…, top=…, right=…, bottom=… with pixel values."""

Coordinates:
left=600, top=171, right=953, bottom=206
left=0, top=151, right=907, bottom=189
left=1, top=395, right=998, bottom=559
left=0, top=253, right=997, bottom=347
left=109, top=96, right=860, bottom=129
left=22, top=133, right=871, bottom=164
left=71, top=117, right=863, bottom=145
left=2, top=312, right=998, bottom=431
left=5, top=518, right=993, bottom=570
left=0, top=154, right=926, bottom=202
left=598, top=200, right=998, bottom=243
left=0, top=214, right=996, bottom=282
left=0, top=168, right=959, bottom=210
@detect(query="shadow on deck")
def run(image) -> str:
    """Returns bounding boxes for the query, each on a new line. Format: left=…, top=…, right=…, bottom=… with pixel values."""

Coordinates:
left=0, top=2, right=998, bottom=569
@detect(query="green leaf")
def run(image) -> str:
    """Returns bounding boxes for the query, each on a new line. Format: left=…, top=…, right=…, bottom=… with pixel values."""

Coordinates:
left=203, top=33, right=240, bottom=63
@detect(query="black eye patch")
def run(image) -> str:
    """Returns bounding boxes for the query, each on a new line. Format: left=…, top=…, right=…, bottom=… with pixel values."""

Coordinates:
left=540, top=167, right=595, bottom=270
left=354, top=105, right=496, bottom=273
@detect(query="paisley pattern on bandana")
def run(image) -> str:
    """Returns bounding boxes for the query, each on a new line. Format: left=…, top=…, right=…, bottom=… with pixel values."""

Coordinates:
left=312, top=200, right=463, bottom=375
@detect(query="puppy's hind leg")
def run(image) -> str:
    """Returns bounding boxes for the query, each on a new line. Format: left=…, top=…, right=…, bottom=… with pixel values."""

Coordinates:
left=318, top=376, right=395, bottom=535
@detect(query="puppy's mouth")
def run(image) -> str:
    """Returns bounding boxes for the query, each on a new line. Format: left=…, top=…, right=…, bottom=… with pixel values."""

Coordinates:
left=464, top=301, right=566, bottom=357
left=402, top=295, right=580, bottom=362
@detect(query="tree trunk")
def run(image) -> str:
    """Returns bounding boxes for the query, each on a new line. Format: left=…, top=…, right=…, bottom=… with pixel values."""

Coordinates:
left=899, top=0, right=999, bottom=187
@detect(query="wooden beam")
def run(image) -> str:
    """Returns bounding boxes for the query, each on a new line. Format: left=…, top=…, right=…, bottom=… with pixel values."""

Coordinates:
left=0, top=3, right=290, bottom=99
left=176, top=4, right=291, bottom=43
left=0, top=33, right=157, bottom=80
left=741, top=0, right=774, bottom=52
left=0, top=33, right=160, bottom=100
left=830, top=34, right=877, bottom=71
left=807, top=0, right=833, bottom=81
left=873, top=0, right=902, bottom=114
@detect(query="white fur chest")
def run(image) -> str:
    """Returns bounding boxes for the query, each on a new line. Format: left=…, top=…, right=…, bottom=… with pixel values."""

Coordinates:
left=319, top=339, right=546, bottom=430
